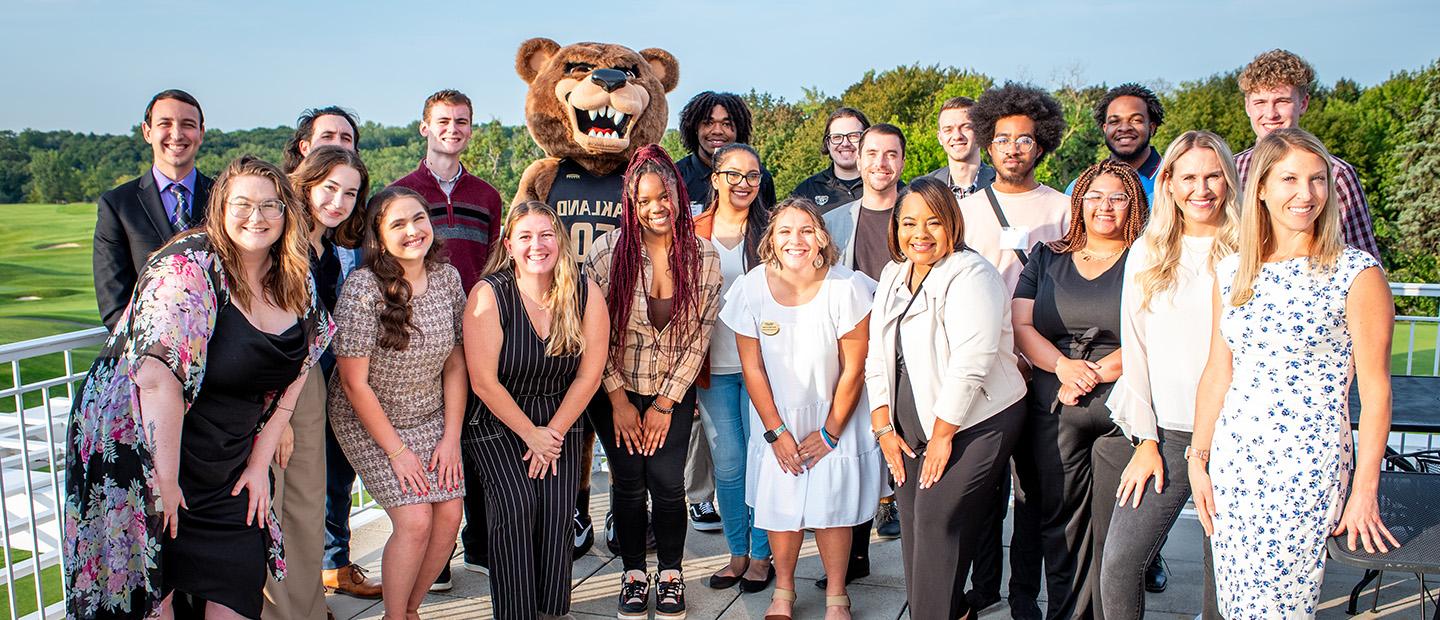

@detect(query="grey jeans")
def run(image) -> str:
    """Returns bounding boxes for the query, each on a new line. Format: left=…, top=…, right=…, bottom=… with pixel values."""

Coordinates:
left=1099, top=428, right=1192, bottom=620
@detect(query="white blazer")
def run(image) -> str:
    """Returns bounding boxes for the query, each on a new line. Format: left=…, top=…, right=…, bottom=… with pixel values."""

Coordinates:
left=865, top=250, right=1026, bottom=438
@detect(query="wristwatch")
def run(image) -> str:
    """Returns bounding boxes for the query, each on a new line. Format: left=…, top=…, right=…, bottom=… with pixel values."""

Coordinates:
left=763, top=424, right=788, bottom=444
left=1184, top=445, right=1210, bottom=463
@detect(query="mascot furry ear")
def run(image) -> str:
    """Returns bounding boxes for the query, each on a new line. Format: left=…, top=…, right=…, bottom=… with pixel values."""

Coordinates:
left=512, top=38, right=679, bottom=206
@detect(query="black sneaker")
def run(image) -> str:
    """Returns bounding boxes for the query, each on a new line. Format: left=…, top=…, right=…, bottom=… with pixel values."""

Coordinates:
left=616, top=572, right=650, bottom=620
left=688, top=501, right=723, bottom=532
left=429, top=562, right=452, bottom=592
left=605, top=511, right=658, bottom=556
left=654, top=573, right=687, bottom=619
left=462, top=556, right=489, bottom=575
left=605, top=511, right=622, bottom=555
left=875, top=501, right=900, bottom=540
left=573, top=509, right=595, bottom=560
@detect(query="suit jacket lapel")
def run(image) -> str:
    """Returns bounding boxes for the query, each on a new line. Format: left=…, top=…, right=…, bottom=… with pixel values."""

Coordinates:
left=137, top=172, right=174, bottom=237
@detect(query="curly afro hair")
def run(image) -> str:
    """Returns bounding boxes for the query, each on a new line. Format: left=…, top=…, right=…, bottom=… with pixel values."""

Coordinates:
left=1092, top=83, right=1164, bottom=129
left=970, top=83, right=1067, bottom=164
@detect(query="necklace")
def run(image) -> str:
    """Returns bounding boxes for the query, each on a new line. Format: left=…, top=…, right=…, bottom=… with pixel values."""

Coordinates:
left=1079, top=247, right=1122, bottom=262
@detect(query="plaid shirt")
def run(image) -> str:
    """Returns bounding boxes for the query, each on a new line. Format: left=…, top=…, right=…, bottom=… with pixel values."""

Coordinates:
left=585, top=229, right=723, bottom=403
left=1236, top=148, right=1382, bottom=262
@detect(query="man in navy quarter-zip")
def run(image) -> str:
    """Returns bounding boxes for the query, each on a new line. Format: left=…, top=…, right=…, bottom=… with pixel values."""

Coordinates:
left=389, top=89, right=503, bottom=591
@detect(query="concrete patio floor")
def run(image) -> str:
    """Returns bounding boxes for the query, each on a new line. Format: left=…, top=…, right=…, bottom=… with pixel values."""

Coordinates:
left=325, top=470, right=1437, bottom=619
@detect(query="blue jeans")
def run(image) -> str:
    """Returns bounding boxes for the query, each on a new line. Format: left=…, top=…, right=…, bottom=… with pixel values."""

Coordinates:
left=697, top=373, right=770, bottom=559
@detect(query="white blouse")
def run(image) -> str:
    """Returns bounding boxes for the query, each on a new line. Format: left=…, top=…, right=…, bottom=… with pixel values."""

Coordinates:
left=1108, top=235, right=1218, bottom=441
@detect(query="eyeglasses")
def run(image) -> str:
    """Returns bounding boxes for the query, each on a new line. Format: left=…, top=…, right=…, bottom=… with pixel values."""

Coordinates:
left=991, top=135, right=1037, bottom=152
left=716, top=170, right=763, bottom=187
left=826, top=131, right=864, bottom=146
left=227, top=200, right=286, bottom=220
left=1081, top=192, right=1131, bottom=207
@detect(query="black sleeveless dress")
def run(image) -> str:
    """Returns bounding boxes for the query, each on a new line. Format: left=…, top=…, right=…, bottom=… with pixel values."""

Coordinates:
left=164, top=304, right=306, bottom=618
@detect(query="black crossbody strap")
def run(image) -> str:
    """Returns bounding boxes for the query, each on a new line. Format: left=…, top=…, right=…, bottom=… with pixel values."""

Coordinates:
left=984, top=186, right=1028, bottom=266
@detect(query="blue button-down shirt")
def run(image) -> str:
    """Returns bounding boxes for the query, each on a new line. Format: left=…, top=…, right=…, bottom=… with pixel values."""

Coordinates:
left=151, top=166, right=198, bottom=224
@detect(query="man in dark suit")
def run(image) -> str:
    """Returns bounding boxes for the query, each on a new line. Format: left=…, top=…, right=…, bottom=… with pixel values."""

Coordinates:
left=93, top=89, right=211, bottom=330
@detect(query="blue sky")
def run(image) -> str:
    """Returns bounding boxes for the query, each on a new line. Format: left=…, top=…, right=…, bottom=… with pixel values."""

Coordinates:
left=6, top=0, right=1438, bottom=134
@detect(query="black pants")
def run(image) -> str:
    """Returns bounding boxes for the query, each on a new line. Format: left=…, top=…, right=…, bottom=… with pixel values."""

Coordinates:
left=590, top=390, right=695, bottom=572
left=1013, top=375, right=1130, bottom=620
left=1099, top=428, right=1191, bottom=619
left=893, top=366, right=1025, bottom=620
left=459, top=394, right=489, bottom=564
left=967, top=459, right=1044, bottom=611
left=466, top=422, right=582, bottom=620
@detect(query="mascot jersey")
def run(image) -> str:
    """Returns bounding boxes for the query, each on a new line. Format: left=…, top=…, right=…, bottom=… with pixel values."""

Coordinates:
left=548, top=159, right=624, bottom=262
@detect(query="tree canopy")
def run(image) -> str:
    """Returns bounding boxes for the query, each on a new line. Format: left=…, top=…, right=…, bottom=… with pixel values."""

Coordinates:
left=3, top=58, right=1436, bottom=292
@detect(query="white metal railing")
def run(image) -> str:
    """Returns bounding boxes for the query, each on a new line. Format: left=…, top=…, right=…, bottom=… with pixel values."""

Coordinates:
left=0, top=282, right=1434, bottom=618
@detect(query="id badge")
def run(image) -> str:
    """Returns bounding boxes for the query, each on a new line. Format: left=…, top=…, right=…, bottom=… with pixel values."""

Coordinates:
left=999, top=226, right=1030, bottom=251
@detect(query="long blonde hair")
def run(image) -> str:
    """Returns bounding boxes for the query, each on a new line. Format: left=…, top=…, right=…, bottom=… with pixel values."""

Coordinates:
left=1137, top=131, right=1240, bottom=310
left=481, top=201, right=586, bottom=357
left=1229, top=128, right=1344, bottom=306
left=204, top=155, right=312, bottom=315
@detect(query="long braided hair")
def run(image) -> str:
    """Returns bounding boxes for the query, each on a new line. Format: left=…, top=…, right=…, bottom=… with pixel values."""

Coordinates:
left=607, top=144, right=703, bottom=362
left=362, top=186, right=446, bottom=351
left=1047, top=160, right=1149, bottom=253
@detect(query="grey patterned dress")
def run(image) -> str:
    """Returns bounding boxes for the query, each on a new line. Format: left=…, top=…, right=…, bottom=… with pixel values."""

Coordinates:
left=328, top=265, right=467, bottom=507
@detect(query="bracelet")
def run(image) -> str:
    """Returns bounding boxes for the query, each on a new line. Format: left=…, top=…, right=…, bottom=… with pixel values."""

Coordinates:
left=652, top=402, right=675, bottom=415
left=386, top=445, right=408, bottom=460
left=1184, top=445, right=1210, bottom=463
left=820, top=426, right=839, bottom=449
left=275, top=406, right=294, bottom=413
left=872, top=425, right=894, bottom=440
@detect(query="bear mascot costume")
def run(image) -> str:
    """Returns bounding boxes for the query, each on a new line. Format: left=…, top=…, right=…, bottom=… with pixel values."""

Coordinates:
left=512, top=37, right=679, bottom=559
left=513, top=37, right=679, bottom=260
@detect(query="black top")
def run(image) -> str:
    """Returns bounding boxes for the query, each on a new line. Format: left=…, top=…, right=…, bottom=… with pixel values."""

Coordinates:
left=167, top=303, right=306, bottom=618
left=1014, top=243, right=1128, bottom=363
left=790, top=167, right=864, bottom=213
left=549, top=158, right=625, bottom=262
left=311, top=237, right=343, bottom=315
left=675, top=152, right=778, bottom=216
left=473, top=269, right=590, bottom=432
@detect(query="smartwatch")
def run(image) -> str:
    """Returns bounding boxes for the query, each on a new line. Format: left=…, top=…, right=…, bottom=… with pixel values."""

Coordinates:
left=763, top=424, right=788, bottom=444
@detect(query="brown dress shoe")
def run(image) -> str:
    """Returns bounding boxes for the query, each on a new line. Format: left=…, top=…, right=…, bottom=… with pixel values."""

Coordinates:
left=322, top=564, right=382, bottom=599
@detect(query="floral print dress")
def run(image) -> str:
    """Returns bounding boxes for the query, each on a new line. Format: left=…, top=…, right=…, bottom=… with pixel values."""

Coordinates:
left=63, top=233, right=334, bottom=620
left=1210, top=247, right=1379, bottom=617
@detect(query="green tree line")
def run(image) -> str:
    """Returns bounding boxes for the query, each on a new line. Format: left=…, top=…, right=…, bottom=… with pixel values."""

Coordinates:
left=3, top=59, right=1436, bottom=289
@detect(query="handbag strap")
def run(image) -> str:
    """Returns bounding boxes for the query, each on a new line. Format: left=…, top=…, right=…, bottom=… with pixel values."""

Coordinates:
left=984, top=186, right=1028, bottom=266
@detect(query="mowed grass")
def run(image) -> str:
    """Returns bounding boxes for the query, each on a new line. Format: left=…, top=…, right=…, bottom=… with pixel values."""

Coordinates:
left=0, top=548, right=63, bottom=618
left=0, top=203, right=103, bottom=411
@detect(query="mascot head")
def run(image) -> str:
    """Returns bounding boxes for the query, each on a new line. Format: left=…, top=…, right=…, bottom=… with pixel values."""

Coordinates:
left=516, top=38, right=679, bottom=175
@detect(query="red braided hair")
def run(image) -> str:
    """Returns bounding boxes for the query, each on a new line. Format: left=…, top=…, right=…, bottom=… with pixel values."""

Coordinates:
left=607, top=144, right=704, bottom=362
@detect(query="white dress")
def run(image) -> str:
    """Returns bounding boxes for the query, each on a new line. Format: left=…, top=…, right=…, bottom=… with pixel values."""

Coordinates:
left=1210, top=248, right=1380, bottom=618
left=719, top=265, right=888, bottom=531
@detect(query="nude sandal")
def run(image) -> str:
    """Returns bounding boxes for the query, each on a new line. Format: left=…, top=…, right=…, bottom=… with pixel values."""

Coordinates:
left=765, top=588, right=797, bottom=620
left=825, top=594, right=851, bottom=608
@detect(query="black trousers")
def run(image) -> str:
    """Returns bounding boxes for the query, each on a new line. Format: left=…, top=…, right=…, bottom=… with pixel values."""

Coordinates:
left=893, top=363, right=1025, bottom=620
left=590, top=389, right=695, bottom=572
left=1013, top=375, right=1130, bottom=620
left=465, top=424, right=583, bottom=620
left=459, top=394, right=489, bottom=564
left=968, top=459, right=1044, bottom=610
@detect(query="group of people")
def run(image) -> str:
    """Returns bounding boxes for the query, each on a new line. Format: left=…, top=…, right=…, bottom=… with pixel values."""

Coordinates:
left=63, top=48, right=1397, bottom=620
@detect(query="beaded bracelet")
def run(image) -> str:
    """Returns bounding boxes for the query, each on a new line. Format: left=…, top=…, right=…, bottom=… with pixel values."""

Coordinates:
left=652, top=402, right=675, bottom=415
